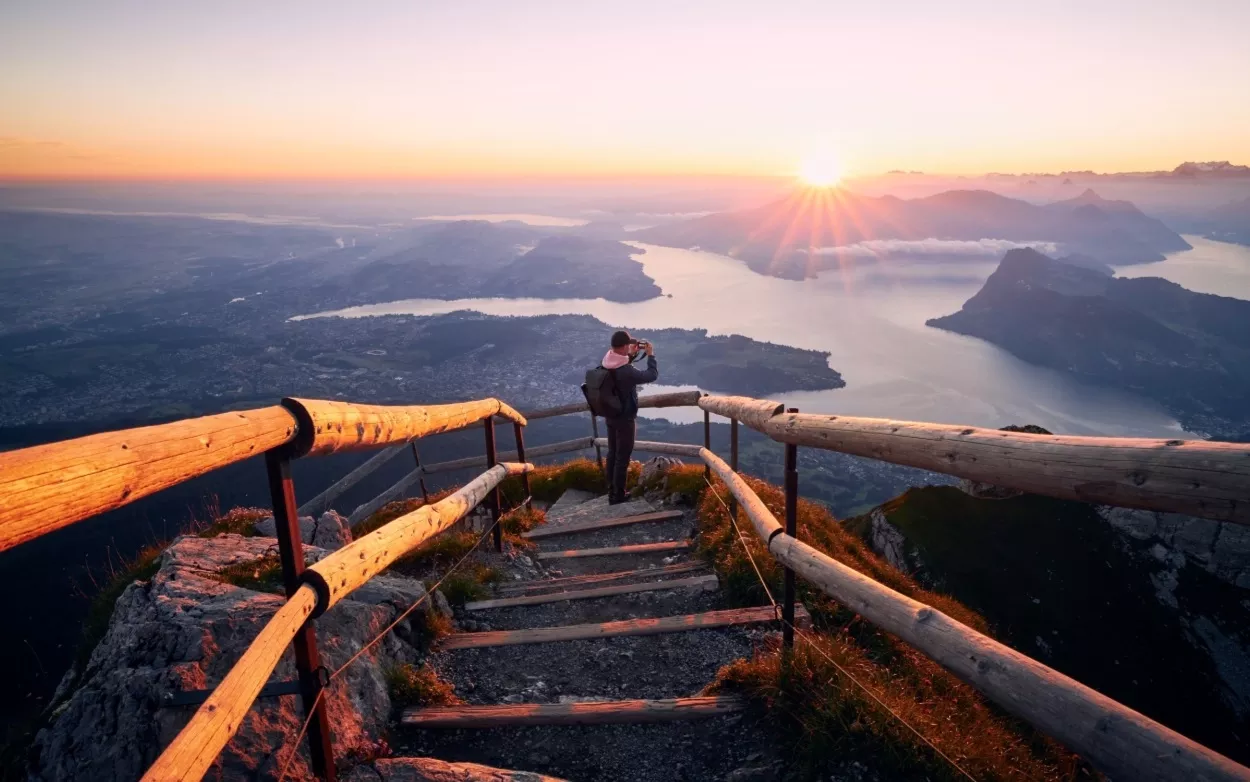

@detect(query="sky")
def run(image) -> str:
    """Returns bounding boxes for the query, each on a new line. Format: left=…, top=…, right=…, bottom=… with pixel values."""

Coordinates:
left=2, top=0, right=1249, bottom=180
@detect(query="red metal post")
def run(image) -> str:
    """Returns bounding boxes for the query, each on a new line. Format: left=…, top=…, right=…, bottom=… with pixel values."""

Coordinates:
left=513, top=421, right=531, bottom=507
left=782, top=408, right=799, bottom=649
left=264, top=449, right=336, bottom=782
left=484, top=419, right=502, bottom=551
left=410, top=441, right=430, bottom=504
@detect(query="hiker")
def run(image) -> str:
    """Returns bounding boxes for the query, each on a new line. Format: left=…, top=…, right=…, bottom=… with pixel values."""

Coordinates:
left=583, top=330, right=658, bottom=504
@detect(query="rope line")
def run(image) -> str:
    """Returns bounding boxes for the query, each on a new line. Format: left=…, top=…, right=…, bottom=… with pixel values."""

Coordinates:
left=276, top=512, right=504, bottom=781
left=702, top=473, right=978, bottom=782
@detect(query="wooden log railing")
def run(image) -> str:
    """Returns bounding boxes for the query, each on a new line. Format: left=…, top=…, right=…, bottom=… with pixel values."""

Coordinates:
left=694, top=447, right=1250, bottom=782
left=142, top=461, right=533, bottom=782
left=0, top=406, right=298, bottom=552
left=698, top=394, right=1250, bottom=525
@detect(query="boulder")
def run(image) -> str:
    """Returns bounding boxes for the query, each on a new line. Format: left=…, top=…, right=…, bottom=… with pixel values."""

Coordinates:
left=344, top=757, right=568, bottom=781
left=639, top=456, right=682, bottom=488
left=32, top=534, right=423, bottom=781
left=254, top=510, right=353, bottom=551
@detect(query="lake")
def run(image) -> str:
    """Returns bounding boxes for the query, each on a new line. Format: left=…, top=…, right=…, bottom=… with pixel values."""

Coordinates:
left=300, top=235, right=1250, bottom=437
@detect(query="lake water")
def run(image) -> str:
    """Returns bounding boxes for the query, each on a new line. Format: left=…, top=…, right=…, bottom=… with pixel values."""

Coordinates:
left=300, top=235, right=1250, bottom=437
left=414, top=213, right=590, bottom=227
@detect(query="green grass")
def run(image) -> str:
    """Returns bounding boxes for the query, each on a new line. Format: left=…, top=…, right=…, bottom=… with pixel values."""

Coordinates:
left=437, top=563, right=502, bottom=606
left=211, top=554, right=285, bottom=593
left=195, top=507, right=269, bottom=538
left=385, top=663, right=462, bottom=708
left=695, top=474, right=1083, bottom=781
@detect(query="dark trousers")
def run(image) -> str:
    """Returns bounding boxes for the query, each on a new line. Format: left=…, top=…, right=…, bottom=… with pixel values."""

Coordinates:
left=604, top=417, right=636, bottom=501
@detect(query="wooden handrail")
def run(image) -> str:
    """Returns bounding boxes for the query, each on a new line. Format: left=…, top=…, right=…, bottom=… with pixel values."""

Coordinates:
left=421, top=436, right=595, bottom=476
left=700, top=394, right=1250, bottom=524
left=696, top=448, right=1250, bottom=782
left=141, top=584, right=319, bottom=782
left=145, top=461, right=529, bottom=780
left=522, top=389, right=705, bottom=421
left=0, top=406, right=297, bottom=553
left=284, top=397, right=526, bottom=457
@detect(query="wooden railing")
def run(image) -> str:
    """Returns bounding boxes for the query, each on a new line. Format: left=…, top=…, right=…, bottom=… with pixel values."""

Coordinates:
left=5, top=388, right=1250, bottom=781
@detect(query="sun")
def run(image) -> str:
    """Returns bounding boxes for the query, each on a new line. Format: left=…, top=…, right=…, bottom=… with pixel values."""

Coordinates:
left=798, top=155, right=843, bottom=187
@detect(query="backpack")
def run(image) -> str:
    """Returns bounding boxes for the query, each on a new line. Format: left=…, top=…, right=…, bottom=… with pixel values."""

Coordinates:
left=582, top=366, right=623, bottom=418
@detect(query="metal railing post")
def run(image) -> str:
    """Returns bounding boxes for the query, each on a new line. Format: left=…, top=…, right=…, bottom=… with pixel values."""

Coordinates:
left=729, top=417, right=739, bottom=521
left=410, top=442, right=430, bottom=504
left=513, top=421, right=531, bottom=507
left=703, top=409, right=711, bottom=481
left=589, top=411, right=604, bottom=474
left=264, top=449, right=336, bottom=782
left=484, top=419, right=502, bottom=551
left=782, top=407, right=799, bottom=650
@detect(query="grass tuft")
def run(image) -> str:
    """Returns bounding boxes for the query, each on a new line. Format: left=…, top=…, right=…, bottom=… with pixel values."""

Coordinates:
left=196, top=507, right=269, bottom=538
left=211, top=554, right=285, bottom=593
left=385, top=663, right=462, bottom=708
left=437, top=563, right=501, bottom=606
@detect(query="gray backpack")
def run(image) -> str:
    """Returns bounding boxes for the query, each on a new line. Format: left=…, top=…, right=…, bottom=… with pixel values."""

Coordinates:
left=582, top=366, right=623, bottom=418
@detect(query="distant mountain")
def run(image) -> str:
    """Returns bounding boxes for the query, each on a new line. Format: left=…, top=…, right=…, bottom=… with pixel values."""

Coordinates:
left=1188, top=195, right=1250, bottom=247
left=927, top=248, right=1250, bottom=439
left=1171, top=161, right=1250, bottom=178
left=634, top=188, right=1189, bottom=279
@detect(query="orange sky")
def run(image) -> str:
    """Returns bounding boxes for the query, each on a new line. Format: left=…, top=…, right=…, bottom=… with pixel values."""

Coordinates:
left=3, top=1, right=1249, bottom=180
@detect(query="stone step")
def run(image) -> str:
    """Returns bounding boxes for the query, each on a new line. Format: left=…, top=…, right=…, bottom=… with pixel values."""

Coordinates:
left=495, top=562, right=707, bottom=596
left=440, top=605, right=802, bottom=650
left=545, top=488, right=597, bottom=518
left=401, top=696, right=744, bottom=729
left=545, top=497, right=654, bottom=527
left=535, top=540, right=691, bottom=561
left=523, top=510, right=684, bottom=540
left=464, top=574, right=718, bottom=611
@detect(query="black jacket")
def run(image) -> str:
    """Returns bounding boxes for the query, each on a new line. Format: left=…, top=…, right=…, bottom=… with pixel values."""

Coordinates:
left=612, top=356, right=658, bottom=419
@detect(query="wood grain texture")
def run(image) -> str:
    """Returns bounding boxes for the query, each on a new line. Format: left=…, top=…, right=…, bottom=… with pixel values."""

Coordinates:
left=768, top=533, right=1250, bottom=782
left=440, top=605, right=805, bottom=649
left=297, top=444, right=407, bottom=515
left=697, top=395, right=784, bottom=429
left=593, top=438, right=703, bottom=458
left=522, top=509, right=685, bottom=539
left=464, top=574, right=718, bottom=611
left=522, top=390, right=705, bottom=421
left=755, top=411, right=1250, bottom=524
left=141, top=585, right=319, bottom=782
left=401, top=696, right=743, bottom=728
left=305, top=462, right=533, bottom=613
left=287, top=398, right=527, bottom=457
left=700, top=447, right=783, bottom=541
left=0, top=406, right=296, bottom=552
left=535, top=540, right=691, bottom=560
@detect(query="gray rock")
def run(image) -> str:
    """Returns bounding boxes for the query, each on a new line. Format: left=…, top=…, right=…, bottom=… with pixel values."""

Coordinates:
left=639, top=456, right=682, bottom=488
left=1101, top=506, right=1250, bottom=589
left=724, top=762, right=783, bottom=782
left=253, top=510, right=352, bottom=551
left=956, top=478, right=1022, bottom=500
left=32, top=534, right=414, bottom=781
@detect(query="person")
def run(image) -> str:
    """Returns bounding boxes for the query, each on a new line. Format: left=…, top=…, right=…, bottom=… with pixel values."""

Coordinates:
left=600, top=329, right=658, bottom=504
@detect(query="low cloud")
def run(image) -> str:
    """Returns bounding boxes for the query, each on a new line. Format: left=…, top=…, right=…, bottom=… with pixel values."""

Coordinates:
left=804, top=238, right=1058, bottom=258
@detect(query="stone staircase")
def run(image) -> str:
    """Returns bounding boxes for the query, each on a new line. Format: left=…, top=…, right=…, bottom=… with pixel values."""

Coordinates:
left=398, top=489, right=802, bottom=781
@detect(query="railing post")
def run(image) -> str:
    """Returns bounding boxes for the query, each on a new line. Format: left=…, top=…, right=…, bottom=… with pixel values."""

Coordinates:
left=589, top=411, right=604, bottom=474
left=729, top=417, right=739, bottom=521
left=484, top=419, right=502, bottom=552
left=264, top=449, right=337, bottom=782
left=513, top=421, right=531, bottom=507
left=782, top=407, right=798, bottom=650
left=410, top=442, right=430, bottom=504
left=703, top=408, right=711, bottom=481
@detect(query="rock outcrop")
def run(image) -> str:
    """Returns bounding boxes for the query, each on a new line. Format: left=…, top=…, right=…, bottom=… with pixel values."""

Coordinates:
left=1101, top=506, right=1250, bottom=589
left=32, top=533, right=430, bottom=781
left=255, top=510, right=354, bottom=550
left=343, top=757, right=567, bottom=781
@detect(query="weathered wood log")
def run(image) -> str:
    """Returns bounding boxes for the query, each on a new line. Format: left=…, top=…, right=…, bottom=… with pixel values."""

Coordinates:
left=297, top=444, right=407, bottom=516
left=464, top=574, right=718, bottom=611
left=0, top=406, right=296, bottom=552
left=534, top=540, right=691, bottom=560
left=421, top=436, right=593, bottom=475
left=371, top=758, right=568, bottom=782
left=304, top=462, right=533, bottom=614
left=593, top=437, right=703, bottom=458
left=141, top=584, right=319, bottom=782
left=523, top=390, right=705, bottom=421
left=700, top=447, right=783, bottom=541
left=522, top=509, right=684, bottom=539
left=440, top=605, right=805, bottom=650
left=698, top=394, right=784, bottom=429
left=401, top=696, right=744, bottom=728
left=495, top=562, right=703, bottom=593
left=756, top=411, right=1250, bottom=524
left=284, top=398, right=527, bottom=457
left=767, top=533, right=1250, bottom=782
